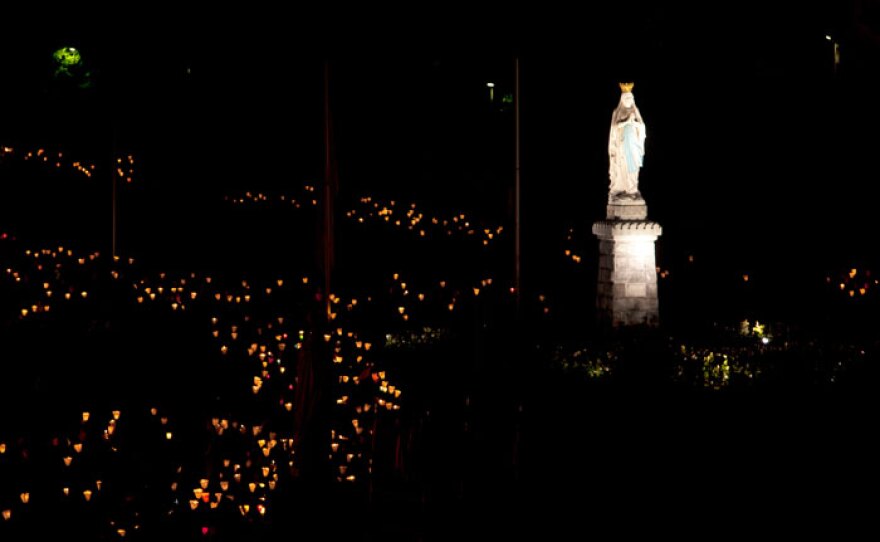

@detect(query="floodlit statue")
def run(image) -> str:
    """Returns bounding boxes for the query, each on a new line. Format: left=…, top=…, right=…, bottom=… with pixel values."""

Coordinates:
left=608, top=82, right=646, bottom=201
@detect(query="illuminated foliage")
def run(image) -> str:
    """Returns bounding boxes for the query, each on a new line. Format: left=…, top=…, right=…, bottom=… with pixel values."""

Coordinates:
left=53, top=47, right=81, bottom=68
left=52, top=46, right=92, bottom=89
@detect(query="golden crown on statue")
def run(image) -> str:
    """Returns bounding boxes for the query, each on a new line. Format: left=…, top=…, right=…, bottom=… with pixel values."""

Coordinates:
left=619, top=82, right=634, bottom=92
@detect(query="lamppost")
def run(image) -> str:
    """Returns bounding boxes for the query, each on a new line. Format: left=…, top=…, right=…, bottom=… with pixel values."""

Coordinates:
left=826, top=34, right=840, bottom=75
left=486, top=82, right=495, bottom=104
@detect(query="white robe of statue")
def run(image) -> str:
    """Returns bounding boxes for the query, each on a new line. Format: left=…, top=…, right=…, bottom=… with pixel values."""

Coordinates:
left=608, top=88, right=646, bottom=202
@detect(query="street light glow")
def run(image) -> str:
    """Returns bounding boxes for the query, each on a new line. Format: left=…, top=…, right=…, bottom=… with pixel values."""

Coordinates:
left=486, top=82, right=495, bottom=88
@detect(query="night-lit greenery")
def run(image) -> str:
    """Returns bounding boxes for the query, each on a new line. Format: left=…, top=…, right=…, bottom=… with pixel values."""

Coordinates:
left=52, top=46, right=92, bottom=89
left=53, top=46, right=81, bottom=68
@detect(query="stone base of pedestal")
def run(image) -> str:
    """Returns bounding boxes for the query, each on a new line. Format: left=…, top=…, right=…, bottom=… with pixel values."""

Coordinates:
left=592, top=220, right=662, bottom=327
left=606, top=199, right=647, bottom=220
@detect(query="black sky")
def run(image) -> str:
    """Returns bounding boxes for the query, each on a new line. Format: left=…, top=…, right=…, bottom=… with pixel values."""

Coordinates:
left=0, top=2, right=876, bottom=271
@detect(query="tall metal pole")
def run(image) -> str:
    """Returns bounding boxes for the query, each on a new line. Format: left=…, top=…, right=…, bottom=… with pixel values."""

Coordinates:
left=323, top=61, right=334, bottom=321
left=111, top=167, right=117, bottom=258
left=514, top=57, right=521, bottom=313
left=111, top=121, right=118, bottom=259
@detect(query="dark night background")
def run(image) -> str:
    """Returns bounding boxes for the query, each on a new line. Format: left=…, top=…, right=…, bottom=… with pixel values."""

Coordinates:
left=2, top=2, right=880, bottom=539
left=1, top=2, right=875, bottom=293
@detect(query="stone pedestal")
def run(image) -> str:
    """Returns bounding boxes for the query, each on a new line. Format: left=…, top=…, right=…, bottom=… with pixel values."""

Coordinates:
left=592, top=217, right=662, bottom=327
left=606, top=199, right=647, bottom=220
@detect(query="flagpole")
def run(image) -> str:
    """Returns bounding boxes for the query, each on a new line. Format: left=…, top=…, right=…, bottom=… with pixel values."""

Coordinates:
left=111, top=159, right=117, bottom=258
left=514, top=57, right=521, bottom=315
left=323, top=61, right=334, bottom=321
left=111, top=119, right=118, bottom=259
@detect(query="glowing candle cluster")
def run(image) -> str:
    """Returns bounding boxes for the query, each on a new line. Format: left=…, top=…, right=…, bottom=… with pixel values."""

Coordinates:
left=1, top=145, right=139, bottom=184
left=828, top=267, right=877, bottom=298
left=348, top=196, right=503, bottom=246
